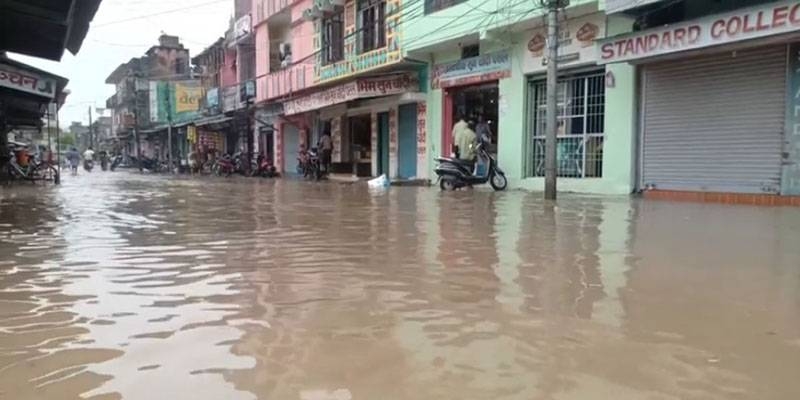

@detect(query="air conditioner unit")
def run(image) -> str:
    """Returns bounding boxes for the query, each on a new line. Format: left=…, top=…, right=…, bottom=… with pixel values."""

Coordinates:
left=315, top=0, right=333, bottom=12
left=302, top=7, right=321, bottom=21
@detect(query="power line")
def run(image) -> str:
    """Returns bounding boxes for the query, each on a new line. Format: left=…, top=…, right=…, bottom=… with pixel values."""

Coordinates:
left=93, top=0, right=231, bottom=28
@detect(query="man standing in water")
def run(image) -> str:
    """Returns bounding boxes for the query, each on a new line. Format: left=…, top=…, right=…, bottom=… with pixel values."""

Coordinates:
left=318, top=129, right=333, bottom=175
left=450, top=113, right=468, bottom=158
left=66, top=147, right=80, bottom=174
left=455, top=119, right=478, bottom=163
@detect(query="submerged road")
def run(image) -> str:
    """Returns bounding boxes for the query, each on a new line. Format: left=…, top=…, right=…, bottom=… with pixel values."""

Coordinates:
left=1, top=172, right=799, bottom=399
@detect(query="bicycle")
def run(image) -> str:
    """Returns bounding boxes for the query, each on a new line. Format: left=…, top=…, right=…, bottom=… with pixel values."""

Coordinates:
left=4, top=151, right=59, bottom=184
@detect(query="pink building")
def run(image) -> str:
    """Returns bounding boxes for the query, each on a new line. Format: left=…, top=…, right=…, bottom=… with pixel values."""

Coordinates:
left=252, top=0, right=427, bottom=180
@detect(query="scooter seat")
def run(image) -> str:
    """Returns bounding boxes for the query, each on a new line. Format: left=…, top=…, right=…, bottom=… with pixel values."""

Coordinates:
left=437, top=157, right=474, bottom=168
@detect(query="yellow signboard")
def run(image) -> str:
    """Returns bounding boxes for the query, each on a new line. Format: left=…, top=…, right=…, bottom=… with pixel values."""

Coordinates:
left=175, top=82, right=202, bottom=113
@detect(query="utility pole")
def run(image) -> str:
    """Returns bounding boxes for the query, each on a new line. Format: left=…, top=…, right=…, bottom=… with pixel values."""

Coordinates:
left=245, top=97, right=253, bottom=175
left=88, top=106, right=94, bottom=149
left=166, top=84, right=173, bottom=174
left=133, top=88, right=142, bottom=172
left=544, top=0, right=566, bottom=200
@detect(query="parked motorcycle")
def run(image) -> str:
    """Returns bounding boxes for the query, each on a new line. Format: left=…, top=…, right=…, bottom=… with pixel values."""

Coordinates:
left=301, top=147, right=322, bottom=181
left=249, top=154, right=277, bottom=178
left=435, top=136, right=507, bottom=191
left=131, top=156, right=163, bottom=173
left=213, top=154, right=235, bottom=177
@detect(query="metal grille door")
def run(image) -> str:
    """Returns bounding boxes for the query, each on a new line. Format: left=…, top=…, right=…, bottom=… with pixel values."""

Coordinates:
left=641, top=46, right=785, bottom=193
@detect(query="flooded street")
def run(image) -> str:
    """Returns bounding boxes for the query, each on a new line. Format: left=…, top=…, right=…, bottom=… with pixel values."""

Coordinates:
left=1, top=172, right=799, bottom=399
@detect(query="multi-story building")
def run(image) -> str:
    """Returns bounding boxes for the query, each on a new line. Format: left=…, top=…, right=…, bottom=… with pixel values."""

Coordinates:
left=402, top=0, right=637, bottom=193
left=191, top=0, right=258, bottom=161
left=253, top=0, right=427, bottom=179
left=105, top=34, right=193, bottom=161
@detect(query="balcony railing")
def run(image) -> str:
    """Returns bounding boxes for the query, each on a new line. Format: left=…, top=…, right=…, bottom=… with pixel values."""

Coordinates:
left=258, top=63, right=312, bottom=101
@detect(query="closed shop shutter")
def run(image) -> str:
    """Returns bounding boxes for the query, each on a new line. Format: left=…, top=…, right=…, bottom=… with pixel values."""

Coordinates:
left=641, top=45, right=785, bottom=193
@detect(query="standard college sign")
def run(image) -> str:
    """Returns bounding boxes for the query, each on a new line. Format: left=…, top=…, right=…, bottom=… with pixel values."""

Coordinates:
left=598, top=0, right=800, bottom=63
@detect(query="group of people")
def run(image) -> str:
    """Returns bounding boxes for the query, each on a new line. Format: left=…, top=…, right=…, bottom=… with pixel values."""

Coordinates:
left=451, top=114, right=492, bottom=162
left=65, top=147, right=107, bottom=173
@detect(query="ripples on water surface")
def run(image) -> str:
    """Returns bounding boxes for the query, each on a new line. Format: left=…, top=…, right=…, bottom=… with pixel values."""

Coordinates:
left=1, top=172, right=799, bottom=399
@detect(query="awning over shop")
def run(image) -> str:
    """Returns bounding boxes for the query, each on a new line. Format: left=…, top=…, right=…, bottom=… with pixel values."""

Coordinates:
left=0, top=0, right=103, bottom=61
left=283, top=72, right=419, bottom=115
left=193, top=114, right=232, bottom=131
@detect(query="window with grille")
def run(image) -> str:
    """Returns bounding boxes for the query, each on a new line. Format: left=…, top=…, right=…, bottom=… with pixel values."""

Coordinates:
left=359, top=0, right=386, bottom=53
left=322, top=11, right=344, bottom=65
left=528, top=71, right=605, bottom=178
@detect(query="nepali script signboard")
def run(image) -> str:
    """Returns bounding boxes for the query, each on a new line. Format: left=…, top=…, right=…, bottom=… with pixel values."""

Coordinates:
left=431, top=51, right=511, bottom=90
left=0, top=61, right=57, bottom=99
left=284, top=73, right=419, bottom=115
left=598, top=0, right=800, bottom=64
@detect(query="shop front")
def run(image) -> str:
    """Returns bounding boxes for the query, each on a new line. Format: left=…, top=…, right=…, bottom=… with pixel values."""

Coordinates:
left=281, top=72, right=424, bottom=178
left=432, top=51, right=511, bottom=158
left=600, top=0, right=800, bottom=201
left=0, top=57, right=66, bottom=157
left=519, top=12, right=622, bottom=192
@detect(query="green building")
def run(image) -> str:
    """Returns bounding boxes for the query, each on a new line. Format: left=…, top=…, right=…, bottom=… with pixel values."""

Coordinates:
left=404, top=0, right=637, bottom=194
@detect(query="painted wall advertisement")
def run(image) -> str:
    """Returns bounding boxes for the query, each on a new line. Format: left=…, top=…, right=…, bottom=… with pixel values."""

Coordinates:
left=524, top=13, right=605, bottom=74
left=431, top=51, right=511, bottom=89
left=598, top=0, right=800, bottom=63
left=149, top=80, right=203, bottom=124
left=284, top=73, right=419, bottom=115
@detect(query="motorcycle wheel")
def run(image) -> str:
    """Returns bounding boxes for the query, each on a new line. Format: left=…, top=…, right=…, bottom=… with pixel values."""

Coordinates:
left=490, top=172, right=508, bottom=191
left=440, top=178, right=457, bottom=191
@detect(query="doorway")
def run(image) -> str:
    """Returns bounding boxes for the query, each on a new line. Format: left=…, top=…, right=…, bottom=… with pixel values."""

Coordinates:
left=377, top=112, right=389, bottom=176
left=443, top=81, right=499, bottom=156
left=398, top=103, right=418, bottom=179
left=348, top=114, right=372, bottom=176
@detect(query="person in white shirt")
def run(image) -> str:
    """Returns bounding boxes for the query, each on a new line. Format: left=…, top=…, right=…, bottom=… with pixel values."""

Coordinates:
left=450, top=114, right=469, bottom=158
left=83, top=147, right=95, bottom=161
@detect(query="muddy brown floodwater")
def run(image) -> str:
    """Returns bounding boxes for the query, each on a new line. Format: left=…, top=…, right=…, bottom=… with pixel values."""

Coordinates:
left=1, top=172, right=800, bottom=399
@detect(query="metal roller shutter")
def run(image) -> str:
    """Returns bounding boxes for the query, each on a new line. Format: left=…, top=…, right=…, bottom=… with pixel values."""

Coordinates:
left=641, top=45, right=786, bottom=194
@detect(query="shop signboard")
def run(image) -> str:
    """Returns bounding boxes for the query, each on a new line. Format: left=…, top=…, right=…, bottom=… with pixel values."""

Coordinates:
left=206, top=87, right=219, bottom=108
left=284, top=73, right=419, bottom=115
left=149, top=80, right=203, bottom=124
left=783, top=42, right=800, bottom=195
left=524, top=13, right=604, bottom=74
left=234, top=14, right=251, bottom=43
left=598, top=0, right=800, bottom=64
left=431, top=51, right=511, bottom=90
left=0, top=61, right=57, bottom=99
left=222, top=85, right=238, bottom=112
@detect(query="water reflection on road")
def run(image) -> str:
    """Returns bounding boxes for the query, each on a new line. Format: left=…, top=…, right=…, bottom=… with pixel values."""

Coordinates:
left=1, top=172, right=799, bottom=399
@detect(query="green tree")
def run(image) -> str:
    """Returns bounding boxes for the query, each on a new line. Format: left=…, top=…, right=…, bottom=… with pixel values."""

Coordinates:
left=60, top=133, right=76, bottom=148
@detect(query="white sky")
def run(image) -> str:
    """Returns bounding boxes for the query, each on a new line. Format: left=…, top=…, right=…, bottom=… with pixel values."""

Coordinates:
left=10, top=0, right=234, bottom=127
